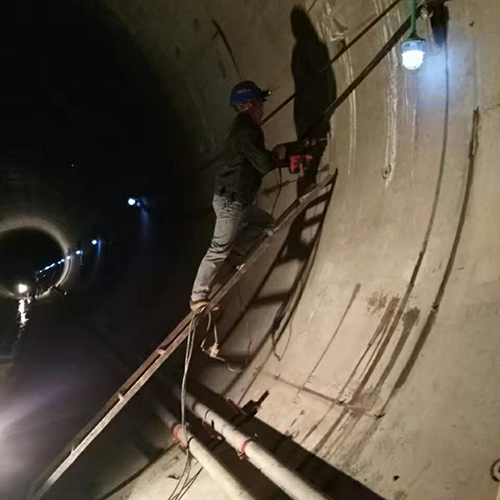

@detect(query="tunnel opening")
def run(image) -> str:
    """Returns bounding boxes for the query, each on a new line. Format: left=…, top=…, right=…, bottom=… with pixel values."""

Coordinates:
left=0, top=229, right=64, bottom=296
left=0, top=2, right=205, bottom=497
left=0, top=0, right=201, bottom=327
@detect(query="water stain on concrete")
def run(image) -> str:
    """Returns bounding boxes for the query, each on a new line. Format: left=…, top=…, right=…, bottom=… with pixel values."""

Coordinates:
left=374, top=306, right=421, bottom=392
left=305, top=297, right=400, bottom=453
left=367, top=291, right=388, bottom=313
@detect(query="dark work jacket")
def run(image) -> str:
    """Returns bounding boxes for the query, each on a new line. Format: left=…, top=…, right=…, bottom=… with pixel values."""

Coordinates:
left=214, top=112, right=275, bottom=206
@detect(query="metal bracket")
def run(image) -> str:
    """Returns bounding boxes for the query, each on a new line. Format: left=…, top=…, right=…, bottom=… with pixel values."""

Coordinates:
left=226, top=398, right=245, bottom=416
left=237, top=437, right=254, bottom=460
left=172, top=424, right=188, bottom=453
left=242, top=390, right=269, bottom=417
left=202, top=421, right=224, bottom=442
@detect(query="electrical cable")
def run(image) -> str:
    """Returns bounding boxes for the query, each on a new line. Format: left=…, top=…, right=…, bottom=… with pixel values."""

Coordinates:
left=200, top=309, right=222, bottom=358
left=271, top=166, right=283, bottom=216
left=197, top=286, right=251, bottom=373
left=176, top=466, right=203, bottom=500
left=166, top=308, right=204, bottom=500
left=167, top=455, right=192, bottom=500
left=206, top=309, right=219, bottom=345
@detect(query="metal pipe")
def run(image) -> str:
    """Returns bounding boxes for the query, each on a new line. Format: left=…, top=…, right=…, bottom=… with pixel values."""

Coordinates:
left=173, top=389, right=329, bottom=500
left=154, top=402, right=257, bottom=500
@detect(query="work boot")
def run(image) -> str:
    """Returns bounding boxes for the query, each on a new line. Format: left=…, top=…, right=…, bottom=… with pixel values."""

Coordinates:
left=226, top=251, right=244, bottom=270
left=190, top=298, right=209, bottom=312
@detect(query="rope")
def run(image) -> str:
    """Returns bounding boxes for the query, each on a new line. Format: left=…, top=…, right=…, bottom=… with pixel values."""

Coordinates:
left=167, top=307, right=204, bottom=500
left=271, top=166, right=283, bottom=216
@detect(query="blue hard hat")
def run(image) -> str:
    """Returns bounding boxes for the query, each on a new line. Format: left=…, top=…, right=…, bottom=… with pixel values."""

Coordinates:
left=229, top=81, right=270, bottom=106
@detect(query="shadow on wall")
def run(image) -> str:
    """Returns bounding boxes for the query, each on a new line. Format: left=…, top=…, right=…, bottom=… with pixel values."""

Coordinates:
left=428, top=1, right=449, bottom=47
left=291, top=6, right=336, bottom=194
left=286, top=6, right=337, bottom=261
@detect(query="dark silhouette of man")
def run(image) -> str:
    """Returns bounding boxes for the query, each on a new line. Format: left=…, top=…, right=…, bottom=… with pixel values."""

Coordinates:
left=291, top=6, right=336, bottom=193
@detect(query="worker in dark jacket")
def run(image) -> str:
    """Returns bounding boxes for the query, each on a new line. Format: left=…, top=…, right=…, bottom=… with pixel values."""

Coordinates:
left=190, top=81, right=286, bottom=311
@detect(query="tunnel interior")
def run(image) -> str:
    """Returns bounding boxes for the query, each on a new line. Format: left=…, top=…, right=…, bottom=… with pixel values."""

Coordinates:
left=2, top=1, right=500, bottom=500
left=0, top=1, right=203, bottom=496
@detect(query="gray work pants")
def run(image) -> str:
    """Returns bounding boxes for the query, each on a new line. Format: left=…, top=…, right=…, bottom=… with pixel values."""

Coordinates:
left=191, top=195, right=275, bottom=302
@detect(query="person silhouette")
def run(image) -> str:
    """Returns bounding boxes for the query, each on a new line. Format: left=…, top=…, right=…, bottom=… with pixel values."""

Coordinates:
left=291, top=6, right=336, bottom=193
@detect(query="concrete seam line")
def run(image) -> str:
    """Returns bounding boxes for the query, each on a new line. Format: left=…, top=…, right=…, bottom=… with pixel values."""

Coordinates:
left=394, top=108, right=480, bottom=390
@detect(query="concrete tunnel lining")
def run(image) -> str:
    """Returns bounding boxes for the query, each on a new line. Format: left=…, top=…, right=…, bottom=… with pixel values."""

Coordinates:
left=2, top=0, right=500, bottom=499
left=0, top=1, right=203, bottom=497
left=0, top=218, right=73, bottom=297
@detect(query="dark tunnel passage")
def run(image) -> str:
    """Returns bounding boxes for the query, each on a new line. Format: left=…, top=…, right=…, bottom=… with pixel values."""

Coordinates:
left=0, top=1, right=204, bottom=498
left=1, top=1, right=500, bottom=500
left=0, top=229, right=63, bottom=292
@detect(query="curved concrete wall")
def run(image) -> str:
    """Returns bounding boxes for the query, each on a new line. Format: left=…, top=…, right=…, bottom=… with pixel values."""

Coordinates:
left=17, top=0, right=500, bottom=499
left=95, top=0, right=500, bottom=499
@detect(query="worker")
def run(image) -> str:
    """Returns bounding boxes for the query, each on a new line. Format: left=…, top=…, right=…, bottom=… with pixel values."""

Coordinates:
left=190, top=81, right=287, bottom=311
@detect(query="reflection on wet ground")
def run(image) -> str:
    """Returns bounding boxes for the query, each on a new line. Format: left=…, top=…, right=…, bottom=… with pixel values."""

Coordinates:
left=0, top=299, right=25, bottom=362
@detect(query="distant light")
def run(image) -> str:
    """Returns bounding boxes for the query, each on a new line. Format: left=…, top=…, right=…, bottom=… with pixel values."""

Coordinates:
left=402, top=38, right=425, bottom=70
left=18, top=284, right=28, bottom=294
left=128, top=198, right=137, bottom=206
left=91, top=239, right=98, bottom=246
left=66, top=255, right=71, bottom=260
left=50, top=264, right=56, bottom=268
left=76, top=250, right=82, bottom=255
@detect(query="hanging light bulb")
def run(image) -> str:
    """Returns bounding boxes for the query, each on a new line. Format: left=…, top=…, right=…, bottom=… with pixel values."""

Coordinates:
left=402, top=0, right=426, bottom=71
left=402, top=37, right=425, bottom=70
